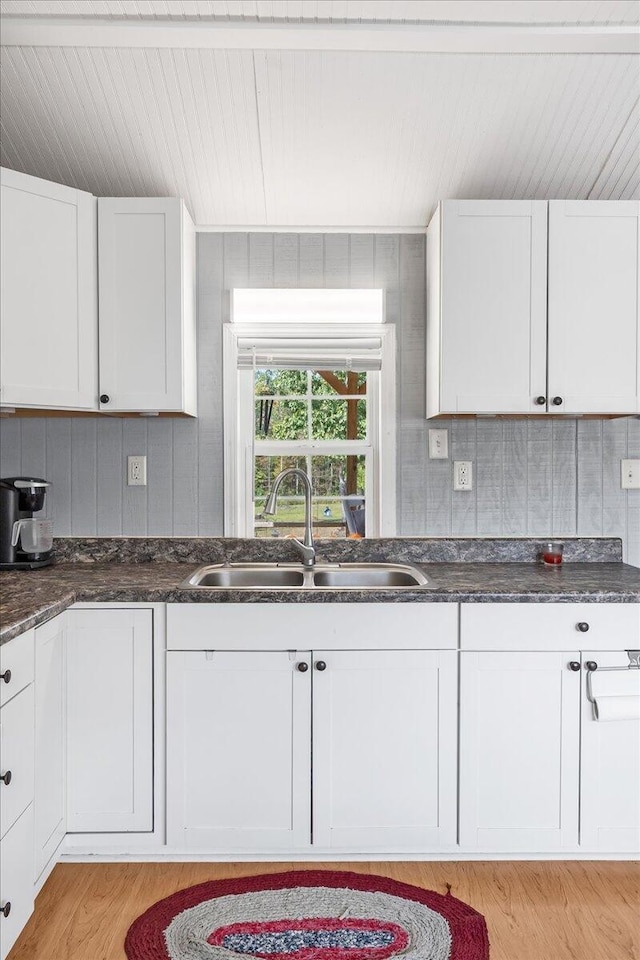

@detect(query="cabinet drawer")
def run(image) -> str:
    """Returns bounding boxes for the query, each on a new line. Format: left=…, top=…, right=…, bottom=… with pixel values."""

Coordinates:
left=0, top=631, right=34, bottom=707
left=167, top=603, right=458, bottom=651
left=0, top=804, right=34, bottom=960
left=461, top=602, right=640, bottom=651
left=0, top=685, right=35, bottom=839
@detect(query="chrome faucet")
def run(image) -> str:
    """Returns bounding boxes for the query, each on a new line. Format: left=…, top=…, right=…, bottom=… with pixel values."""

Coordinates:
left=263, top=468, right=316, bottom=567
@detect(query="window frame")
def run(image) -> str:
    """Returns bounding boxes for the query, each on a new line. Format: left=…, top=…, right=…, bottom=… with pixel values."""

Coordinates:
left=223, top=322, right=396, bottom=538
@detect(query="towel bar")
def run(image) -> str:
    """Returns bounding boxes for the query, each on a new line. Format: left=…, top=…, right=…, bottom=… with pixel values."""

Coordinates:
left=586, top=651, right=640, bottom=706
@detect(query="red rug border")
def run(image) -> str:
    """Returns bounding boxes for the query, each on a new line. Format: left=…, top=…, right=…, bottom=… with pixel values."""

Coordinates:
left=124, top=869, right=490, bottom=960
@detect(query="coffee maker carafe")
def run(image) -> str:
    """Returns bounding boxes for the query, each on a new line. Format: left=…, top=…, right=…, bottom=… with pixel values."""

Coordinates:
left=0, top=477, right=53, bottom=569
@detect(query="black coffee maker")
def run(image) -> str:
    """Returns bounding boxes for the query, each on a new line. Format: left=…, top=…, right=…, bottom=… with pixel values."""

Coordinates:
left=0, top=477, right=53, bottom=569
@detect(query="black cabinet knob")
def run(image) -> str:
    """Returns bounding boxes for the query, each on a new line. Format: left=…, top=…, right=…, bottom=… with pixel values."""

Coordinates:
left=0, top=670, right=11, bottom=684
left=568, top=661, right=581, bottom=672
left=577, top=622, right=590, bottom=633
left=100, top=394, right=110, bottom=404
left=586, top=661, right=598, bottom=672
left=534, top=396, right=546, bottom=406
left=552, top=396, right=563, bottom=406
left=1, top=902, right=10, bottom=919
left=296, top=662, right=309, bottom=673
left=315, top=660, right=327, bottom=671
left=0, top=771, right=11, bottom=786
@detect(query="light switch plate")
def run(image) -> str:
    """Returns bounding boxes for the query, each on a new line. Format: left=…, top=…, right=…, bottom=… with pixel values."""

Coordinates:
left=621, top=459, right=640, bottom=490
left=428, top=429, right=448, bottom=459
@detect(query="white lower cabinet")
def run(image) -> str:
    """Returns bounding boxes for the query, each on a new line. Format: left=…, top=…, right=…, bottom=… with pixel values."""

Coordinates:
left=0, top=805, right=34, bottom=960
left=460, top=651, right=580, bottom=852
left=460, top=603, right=640, bottom=854
left=34, top=615, right=66, bottom=881
left=166, top=646, right=457, bottom=854
left=312, top=650, right=457, bottom=851
left=167, top=651, right=311, bottom=851
left=0, top=630, right=35, bottom=960
left=0, top=684, right=35, bottom=842
left=65, top=609, right=154, bottom=833
left=580, top=650, right=640, bottom=852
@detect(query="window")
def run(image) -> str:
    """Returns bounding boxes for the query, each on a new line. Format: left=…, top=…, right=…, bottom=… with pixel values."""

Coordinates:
left=223, top=320, right=395, bottom=539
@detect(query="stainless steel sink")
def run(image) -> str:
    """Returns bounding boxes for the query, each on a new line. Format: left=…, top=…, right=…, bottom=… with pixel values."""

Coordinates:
left=312, top=563, right=430, bottom=588
left=183, top=564, right=306, bottom=588
left=181, top=561, right=430, bottom=590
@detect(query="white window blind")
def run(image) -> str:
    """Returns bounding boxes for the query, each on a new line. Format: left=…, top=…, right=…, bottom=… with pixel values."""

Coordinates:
left=236, top=337, right=383, bottom=371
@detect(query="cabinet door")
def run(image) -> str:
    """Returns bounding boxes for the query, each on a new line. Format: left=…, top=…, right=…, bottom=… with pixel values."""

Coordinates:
left=167, top=651, right=311, bottom=851
left=548, top=200, right=640, bottom=414
left=312, top=650, right=457, bottom=851
left=0, top=805, right=34, bottom=960
left=66, top=609, right=153, bottom=832
left=435, top=200, right=548, bottom=415
left=0, top=167, right=97, bottom=410
left=98, top=197, right=196, bottom=414
left=580, top=651, right=640, bottom=852
left=0, top=686, right=34, bottom=841
left=34, top=615, right=65, bottom=878
left=460, top=651, right=580, bottom=852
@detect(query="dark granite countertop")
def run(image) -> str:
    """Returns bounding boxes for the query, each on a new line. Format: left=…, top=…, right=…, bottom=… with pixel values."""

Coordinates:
left=1, top=557, right=639, bottom=646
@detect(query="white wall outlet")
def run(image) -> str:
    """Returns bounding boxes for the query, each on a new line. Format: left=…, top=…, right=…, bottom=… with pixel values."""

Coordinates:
left=127, top=455, right=147, bottom=486
left=453, top=460, right=473, bottom=491
left=621, top=459, right=640, bottom=490
left=428, top=429, right=449, bottom=459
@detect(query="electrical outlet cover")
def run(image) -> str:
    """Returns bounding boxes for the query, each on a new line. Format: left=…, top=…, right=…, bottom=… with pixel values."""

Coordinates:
left=621, top=459, right=640, bottom=490
left=453, top=461, right=473, bottom=491
left=127, top=455, right=147, bottom=486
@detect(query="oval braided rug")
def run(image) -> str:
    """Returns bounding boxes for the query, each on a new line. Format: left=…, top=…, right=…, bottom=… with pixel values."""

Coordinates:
left=125, top=870, right=489, bottom=960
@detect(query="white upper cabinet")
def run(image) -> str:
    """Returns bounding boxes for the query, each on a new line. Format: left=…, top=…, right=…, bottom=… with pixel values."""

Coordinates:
left=98, top=198, right=197, bottom=415
left=427, top=200, right=548, bottom=417
left=427, top=198, right=640, bottom=418
left=0, top=168, right=97, bottom=410
left=548, top=201, right=640, bottom=415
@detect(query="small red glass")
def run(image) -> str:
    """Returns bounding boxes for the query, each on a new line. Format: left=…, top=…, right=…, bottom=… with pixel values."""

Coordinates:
left=541, top=541, right=563, bottom=565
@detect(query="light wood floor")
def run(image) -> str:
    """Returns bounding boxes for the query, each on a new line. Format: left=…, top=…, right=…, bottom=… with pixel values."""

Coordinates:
left=8, top=860, right=639, bottom=960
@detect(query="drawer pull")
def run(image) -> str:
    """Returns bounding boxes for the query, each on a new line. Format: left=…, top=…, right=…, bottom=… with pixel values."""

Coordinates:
left=0, top=902, right=10, bottom=919
left=0, top=669, right=11, bottom=684
left=576, top=622, right=590, bottom=633
left=568, top=661, right=581, bottom=672
left=0, top=771, right=11, bottom=785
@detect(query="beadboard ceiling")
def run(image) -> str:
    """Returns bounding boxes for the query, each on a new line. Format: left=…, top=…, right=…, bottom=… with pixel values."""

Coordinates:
left=0, top=1, right=638, bottom=227
left=0, top=1, right=638, bottom=23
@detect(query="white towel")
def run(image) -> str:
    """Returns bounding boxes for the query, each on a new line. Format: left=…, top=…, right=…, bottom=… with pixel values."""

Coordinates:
left=593, top=695, right=640, bottom=722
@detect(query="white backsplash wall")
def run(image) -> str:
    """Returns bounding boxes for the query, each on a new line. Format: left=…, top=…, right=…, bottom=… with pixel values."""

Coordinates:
left=1, top=232, right=638, bottom=565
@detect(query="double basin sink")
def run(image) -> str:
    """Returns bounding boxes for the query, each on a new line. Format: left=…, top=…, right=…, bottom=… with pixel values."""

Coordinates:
left=181, top=561, right=432, bottom=590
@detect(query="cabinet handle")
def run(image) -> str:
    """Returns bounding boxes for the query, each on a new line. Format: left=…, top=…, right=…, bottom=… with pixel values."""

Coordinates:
left=586, top=661, right=598, bottom=672
left=315, top=661, right=327, bottom=671
left=0, top=771, right=11, bottom=786
left=100, top=394, right=110, bottom=404
left=0, top=903, right=10, bottom=919
left=552, top=396, right=563, bottom=406
left=0, top=670, right=10, bottom=684
left=534, top=396, right=546, bottom=406
left=296, top=662, right=309, bottom=673
left=576, top=622, right=590, bottom=633
left=568, top=661, right=581, bottom=672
